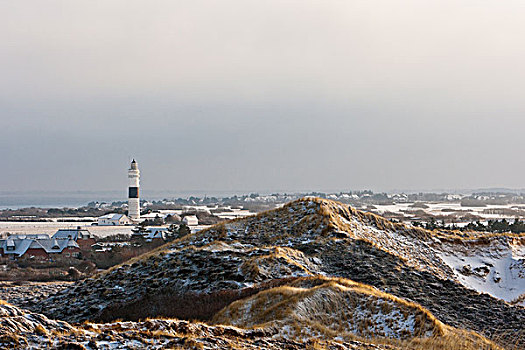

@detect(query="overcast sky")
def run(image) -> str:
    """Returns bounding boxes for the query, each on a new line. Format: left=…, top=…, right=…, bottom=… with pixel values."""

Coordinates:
left=2, top=1, right=525, bottom=193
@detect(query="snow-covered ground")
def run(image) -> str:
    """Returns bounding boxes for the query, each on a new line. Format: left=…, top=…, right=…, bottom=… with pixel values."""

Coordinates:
left=437, top=239, right=525, bottom=304
left=147, top=205, right=256, bottom=219
left=330, top=199, right=525, bottom=306
left=214, top=277, right=440, bottom=341
left=374, top=202, right=525, bottom=223
left=214, top=208, right=254, bottom=220
left=0, top=205, right=256, bottom=238
left=0, top=221, right=133, bottom=238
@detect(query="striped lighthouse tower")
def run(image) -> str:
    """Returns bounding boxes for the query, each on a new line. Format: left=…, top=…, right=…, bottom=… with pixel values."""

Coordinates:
left=128, top=159, right=140, bottom=221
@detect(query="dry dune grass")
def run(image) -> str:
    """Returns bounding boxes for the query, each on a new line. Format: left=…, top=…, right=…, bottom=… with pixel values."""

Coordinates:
left=0, top=286, right=509, bottom=350
left=108, top=199, right=330, bottom=273
left=312, top=197, right=525, bottom=242
left=383, top=329, right=503, bottom=350
left=510, top=293, right=525, bottom=306
left=315, top=198, right=430, bottom=238
left=240, top=246, right=315, bottom=280
left=214, top=277, right=437, bottom=338
left=212, top=276, right=502, bottom=350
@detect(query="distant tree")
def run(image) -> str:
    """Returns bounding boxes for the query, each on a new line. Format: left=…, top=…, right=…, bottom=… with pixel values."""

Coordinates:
left=152, top=215, right=164, bottom=226
left=510, top=218, right=525, bottom=233
left=165, top=224, right=179, bottom=241
left=425, top=217, right=437, bottom=230
left=178, top=223, right=191, bottom=238
left=132, top=221, right=147, bottom=234
left=491, top=219, right=509, bottom=233
left=165, top=214, right=182, bottom=224
left=474, top=220, right=484, bottom=231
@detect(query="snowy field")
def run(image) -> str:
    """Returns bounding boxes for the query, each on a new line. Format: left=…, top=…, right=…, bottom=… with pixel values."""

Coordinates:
left=0, top=206, right=257, bottom=238
left=0, top=221, right=134, bottom=238
left=151, top=207, right=255, bottom=220
left=373, top=202, right=525, bottom=223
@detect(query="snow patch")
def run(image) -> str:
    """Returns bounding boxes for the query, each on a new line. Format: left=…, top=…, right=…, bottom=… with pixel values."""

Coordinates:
left=438, top=249, right=525, bottom=302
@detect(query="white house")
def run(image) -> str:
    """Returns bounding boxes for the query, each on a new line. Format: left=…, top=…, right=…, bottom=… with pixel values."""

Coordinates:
left=97, top=213, right=132, bottom=226
left=182, top=215, right=199, bottom=226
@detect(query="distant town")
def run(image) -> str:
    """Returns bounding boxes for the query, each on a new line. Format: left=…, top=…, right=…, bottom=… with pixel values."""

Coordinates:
left=3, top=189, right=525, bottom=227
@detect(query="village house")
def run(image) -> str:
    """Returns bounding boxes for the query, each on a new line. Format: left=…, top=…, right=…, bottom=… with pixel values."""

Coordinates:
left=52, top=227, right=96, bottom=250
left=182, top=215, right=199, bottom=226
left=0, top=234, right=80, bottom=260
left=131, top=227, right=168, bottom=242
left=97, top=213, right=132, bottom=226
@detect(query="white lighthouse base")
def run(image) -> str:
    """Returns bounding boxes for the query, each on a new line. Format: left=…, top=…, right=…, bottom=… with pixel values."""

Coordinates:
left=128, top=198, right=140, bottom=221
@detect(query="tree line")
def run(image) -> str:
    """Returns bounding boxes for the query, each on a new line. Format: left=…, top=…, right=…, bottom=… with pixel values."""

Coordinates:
left=413, top=217, right=525, bottom=233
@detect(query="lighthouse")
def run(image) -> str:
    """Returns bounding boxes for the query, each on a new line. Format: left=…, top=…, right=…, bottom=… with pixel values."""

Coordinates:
left=128, top=159, right=140, bottom=221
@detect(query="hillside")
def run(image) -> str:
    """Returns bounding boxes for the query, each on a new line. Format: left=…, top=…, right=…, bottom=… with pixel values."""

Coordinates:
left=24, top=198, right=525, bottom=347
left=213, top=276, right=445, bottom=340
left=0, top=287, right=500, bottom=350
left=212, top=276, right=499, bottom=349
left=2, top=301, right=388, bottom=349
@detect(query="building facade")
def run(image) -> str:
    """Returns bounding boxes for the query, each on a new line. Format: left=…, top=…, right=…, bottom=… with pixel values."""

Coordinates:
left=52, top=227, right=96, bottom=250
left=97, top=213, right=132, bottom=226
left=182, top=215, right=199, bottom=226
left=0, top=234, right=80, bottom=260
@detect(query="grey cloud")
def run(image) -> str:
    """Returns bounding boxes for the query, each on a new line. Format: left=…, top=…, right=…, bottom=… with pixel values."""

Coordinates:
left=1, top=1, right=525, bottom=192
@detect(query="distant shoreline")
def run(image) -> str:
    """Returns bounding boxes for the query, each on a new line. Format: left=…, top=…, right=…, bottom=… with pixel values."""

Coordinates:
left=0, top=190, right=267, bottom=210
